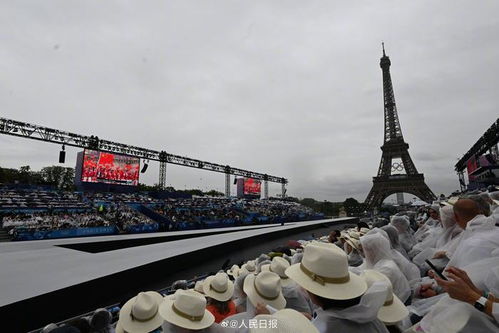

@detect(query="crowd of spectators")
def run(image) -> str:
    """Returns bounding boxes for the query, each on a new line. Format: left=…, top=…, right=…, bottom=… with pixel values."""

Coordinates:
left=0, top=188, right=322, bottom=240
left=0, top=187, right=88, bottom=210
left=154, top=198, right=318, bottom=230
left=38, top=188, right=499, bottom=333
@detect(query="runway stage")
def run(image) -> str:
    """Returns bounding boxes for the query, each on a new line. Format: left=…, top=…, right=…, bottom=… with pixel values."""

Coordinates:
left=0, top=217, right=357, bottom=332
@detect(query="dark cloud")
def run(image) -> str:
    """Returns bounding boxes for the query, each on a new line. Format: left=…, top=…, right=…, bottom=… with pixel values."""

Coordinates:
left=0, top=1, right=497, bottom=201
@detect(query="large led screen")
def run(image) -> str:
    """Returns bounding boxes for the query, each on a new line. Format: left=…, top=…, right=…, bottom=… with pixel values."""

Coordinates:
left=244, top=178, right=261, bottom=196
left=81, top=150, right=140, bottom=186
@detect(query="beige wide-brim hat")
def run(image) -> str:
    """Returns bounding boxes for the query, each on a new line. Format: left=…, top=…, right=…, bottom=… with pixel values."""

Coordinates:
left=117, top=291, right=164, bottom=333
left=241, top=260, right=257, bottom=273
left=285, top=242, right=367, bottom=300
left=268, top=256, right=294, bottom=287
left=344, top=236, right=360, bottom=251
left=203, top=273, right=234, bottom=301
left=243, top=271, right=286, bottom=310
left=250, top=309, right=319, bottom=333
left=226, top=264, right=240, bottom=278
left=159, top=290, right=215, bottom=330
left=361, top=270, right=408, bottom=325
left=359, top=227, right=370, bottom=235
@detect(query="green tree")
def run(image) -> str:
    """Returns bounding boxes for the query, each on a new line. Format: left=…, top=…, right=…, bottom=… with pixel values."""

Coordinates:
left=343, top=197, right=366, bottom=217
left=40, top=166, right=75, bottom=190
left=205, top=189, right=224, bottom=197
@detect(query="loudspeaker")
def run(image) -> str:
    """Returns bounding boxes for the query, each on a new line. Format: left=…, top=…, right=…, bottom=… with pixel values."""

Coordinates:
left=59, top=150, right=66, bottom=164
left=141, top=163, right=148, bottom=173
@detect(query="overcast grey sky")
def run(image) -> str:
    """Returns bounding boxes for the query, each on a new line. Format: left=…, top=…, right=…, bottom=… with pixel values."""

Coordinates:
left=0, top=1, right=498, bottom=202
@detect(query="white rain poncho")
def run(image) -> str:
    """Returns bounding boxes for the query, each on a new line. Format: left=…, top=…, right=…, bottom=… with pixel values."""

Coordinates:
left=367, top=228, right=420, bottom=282
left=414, top=206, right=440, bottom=242
left=359, top=233, right=411, bottom=302
left=381, top=225, right=409, bottom=258
left=344, top=242, right=363, bottom=267
left=419, top=297, right=499, bottom=333
left=445, top=214, right=499, bottom=270
left=311, top=281, right=390, bottom=333
left=282, top=282, right=313, bottom=314
left=391, top=216, right=416, bottom=252
left=412, top=206, right=463, bottom=269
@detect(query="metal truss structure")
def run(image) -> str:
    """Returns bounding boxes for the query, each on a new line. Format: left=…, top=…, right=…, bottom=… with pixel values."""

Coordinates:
left=0, top=117, right=287, bottom=191
left=365, top=45, right=436, bottom=208
left=454, top=119, right=499, bottom=172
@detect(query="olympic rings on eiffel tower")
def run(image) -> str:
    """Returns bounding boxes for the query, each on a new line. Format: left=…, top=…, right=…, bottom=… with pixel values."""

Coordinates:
left=391, top=162, right=404, bottom=171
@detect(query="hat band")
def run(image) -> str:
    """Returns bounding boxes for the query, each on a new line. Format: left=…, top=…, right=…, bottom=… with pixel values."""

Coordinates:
left=254, top=280, right=280, bottom=301
left=300, top=263, right=350, bottom=285
left=210, top=284, right=228, bottom=293
left=172, top=304, right=204, bottom=322
left=384, top=299, right=394, bottom=306
left=269, top=266, right=288, bottom=279
left=130, top=308, right=158, bottom=322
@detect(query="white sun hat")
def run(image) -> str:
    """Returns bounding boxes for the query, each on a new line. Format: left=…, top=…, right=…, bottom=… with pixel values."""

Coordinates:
left=345, top=235, right=361, bottom=251
left=226, top=264, right=241, bottom=278
left=250, top=308, right=319, bottom=333
left=159, top=289, right=215, bottom=330
left=116, top=291, right=164, bottom=333
left=193, top=280, right=205, bottom=294
left=202, top=272, right=234, bottom=302
left=268, top=256, right=293, bottom=287
left=285, top=242, right=367, bottom=300
left=241, top=260, right=256, bottom=273
left=361, top=270, right=409, bottom=324
left=243, top=271, right=286, bottom=310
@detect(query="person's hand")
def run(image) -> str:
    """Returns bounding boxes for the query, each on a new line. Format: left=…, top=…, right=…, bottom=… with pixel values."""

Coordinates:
left=419, top=283, right=437, bottom=298
left=445, top=266, right=482, bottom=295
left=435, top=272, right=481, bottom=304
left=432, top=251, right=447, bottom=259
left=255, top=303, right=270, bottom=315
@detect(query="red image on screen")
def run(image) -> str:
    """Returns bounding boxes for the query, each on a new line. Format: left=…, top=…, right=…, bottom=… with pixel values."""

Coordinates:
left=81, top=150, right=140, bottom=186
left=244, top=178, right=261, bottom=196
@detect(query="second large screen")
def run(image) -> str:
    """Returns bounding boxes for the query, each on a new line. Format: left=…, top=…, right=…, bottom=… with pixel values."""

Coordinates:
left=81, top=150, right=140, bottom=186
left=244, top=178, right=261, bottom=196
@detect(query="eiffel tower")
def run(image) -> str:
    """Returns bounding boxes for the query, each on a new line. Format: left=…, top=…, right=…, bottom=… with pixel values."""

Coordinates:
left=365, top=44, right=436, bottom=209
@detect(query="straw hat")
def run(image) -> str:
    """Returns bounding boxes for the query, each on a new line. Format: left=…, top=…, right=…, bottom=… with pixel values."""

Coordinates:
left=359, top=227, right=370, bottom=235
left=268, top=256, right=293, bottom=287
left=117, top=291, right=164, bottom=333
left=241, top=260, right=256, bottom=273
left=193, top=280, right=205, bottom=294
left=348, top=231, right=361, bottom=240
left=226, top=264, right=240, bottom=278
left=250, top=309, right=319, bottom=333
left=159, top=290, right=215, bottom=330
left=344, top=236, right=360, bottom=252
left=243, top=271, right=286, bottom=310
left=285, top=242, right=367, bottom=300
left=361, top=270, right=408, bottom=324
left=203, top=272, right=234, bottom=301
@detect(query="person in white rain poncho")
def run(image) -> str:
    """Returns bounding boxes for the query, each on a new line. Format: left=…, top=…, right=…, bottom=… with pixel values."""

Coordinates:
left=489, top=191, right=499, bottom=225
left=357, top=233, right=411, bottom=303
left=416, top=256, right=499, bottom=333
left=445, top=199, right=499, bottom=270
left=412, top=205, right=463, bottom=272
left=285, top=242, right=389, bottom=333
left=390, top=216, right=416, bottom=253
left=260, top=256, right=313, bottom=314
left=414, top=205, right=440, bottom=243
left=365, top=228, right=421, bottom=283
left=381, top=225, right=409, bottom=259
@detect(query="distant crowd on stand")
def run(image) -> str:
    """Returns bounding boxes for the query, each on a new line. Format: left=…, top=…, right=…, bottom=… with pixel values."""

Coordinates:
left=0, top=188, right=321, bottom=240
left=38, top=188, right=499, bottom=333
